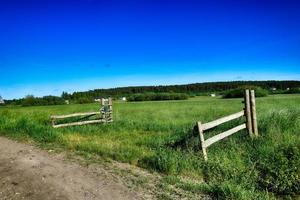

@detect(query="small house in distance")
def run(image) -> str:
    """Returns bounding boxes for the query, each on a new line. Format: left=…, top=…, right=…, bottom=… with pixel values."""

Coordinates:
left=210, top=93, right=216, bottom=97
left=120, top=97, right=127, bottom=101
left=0, top=96, right=5, bottom=104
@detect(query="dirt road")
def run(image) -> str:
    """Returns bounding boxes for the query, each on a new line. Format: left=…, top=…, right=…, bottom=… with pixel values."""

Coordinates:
left=0, top=137, right=143, bottom=200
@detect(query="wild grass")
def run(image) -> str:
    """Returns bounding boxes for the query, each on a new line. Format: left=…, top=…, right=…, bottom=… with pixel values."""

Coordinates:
left=0, top=94, right=299, bottom=199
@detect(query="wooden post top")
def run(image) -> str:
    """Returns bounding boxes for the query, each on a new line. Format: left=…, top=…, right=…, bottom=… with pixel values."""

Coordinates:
left=101, top=98, right=112, bottom=106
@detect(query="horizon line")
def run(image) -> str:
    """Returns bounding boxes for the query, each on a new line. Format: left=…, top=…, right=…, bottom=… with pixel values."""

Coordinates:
left=2, top=79, right=299, bottom=100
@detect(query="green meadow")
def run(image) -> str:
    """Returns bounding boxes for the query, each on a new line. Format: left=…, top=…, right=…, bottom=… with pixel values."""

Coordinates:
left=1, top=94, right=300, bottom=199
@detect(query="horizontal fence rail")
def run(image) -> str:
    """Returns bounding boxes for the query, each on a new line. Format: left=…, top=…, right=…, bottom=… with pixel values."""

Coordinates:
left=203, top=123, right=246, bottom=148
left=51, top=98, right=113, bottom=128
left=202, top=110, right=245, bottom=131
left=52, top=119, right=106, bottom=128
left=51, top=112, right=101, bottom=119
left=197, top=89, right=258, bottom=161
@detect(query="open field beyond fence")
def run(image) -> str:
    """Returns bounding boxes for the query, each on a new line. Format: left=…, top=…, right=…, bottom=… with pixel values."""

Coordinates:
left=1, top=94, right=300, bottom=199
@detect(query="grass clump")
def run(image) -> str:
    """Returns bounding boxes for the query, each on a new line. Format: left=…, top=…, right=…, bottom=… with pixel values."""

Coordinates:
left=0, top=113, right=59, bottom=143
left=256, top=144, right=300, bottom=195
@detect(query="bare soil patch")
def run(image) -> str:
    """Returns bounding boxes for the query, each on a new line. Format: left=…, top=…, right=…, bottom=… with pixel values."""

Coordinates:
left=0, top=136, right=143, bottom=200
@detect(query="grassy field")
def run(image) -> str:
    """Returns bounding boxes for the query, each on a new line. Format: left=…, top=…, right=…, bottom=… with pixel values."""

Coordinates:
left=1, top=94, right=300, bottom=199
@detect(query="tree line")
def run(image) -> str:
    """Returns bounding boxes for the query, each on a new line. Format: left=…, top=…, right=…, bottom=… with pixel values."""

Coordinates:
left=127, top=93, right=189, bottom=101
left=2, top=80, right=300, bottom=106
left=65, top=80, right=300, bottom=100
left=4, top=95, right=66, bottom=106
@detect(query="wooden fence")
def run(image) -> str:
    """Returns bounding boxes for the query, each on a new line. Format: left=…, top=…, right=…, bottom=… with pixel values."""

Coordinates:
left=197, top=90, right=258, bottom=161
left=51, top=98, right=113, bottom=128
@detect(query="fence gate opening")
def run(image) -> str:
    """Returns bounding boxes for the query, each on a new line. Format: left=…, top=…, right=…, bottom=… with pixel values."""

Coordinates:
left=51, top=98, right=113, bottom=128
left=197, top=90, right=258, bottom=161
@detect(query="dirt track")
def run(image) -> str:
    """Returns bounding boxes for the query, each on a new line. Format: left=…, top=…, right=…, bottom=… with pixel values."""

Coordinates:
left=0, top=137, right=142, bottom=200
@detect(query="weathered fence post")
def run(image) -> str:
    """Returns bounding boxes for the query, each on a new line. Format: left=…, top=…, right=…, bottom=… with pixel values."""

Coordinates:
left=100, top=98, right=113, bottom=123
left=108, top=97, right=113, bottom=122
left=197, top=122, right=208, bottom=161
left=244, top=89, right=253, bottom=137
left=250, top=90, right=258, bottom=136
left=101, top=98, right=105, bottom=106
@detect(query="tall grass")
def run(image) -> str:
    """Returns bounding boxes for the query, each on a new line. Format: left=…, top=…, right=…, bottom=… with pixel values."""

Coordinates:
left=0, top=94, right=299, bottom=199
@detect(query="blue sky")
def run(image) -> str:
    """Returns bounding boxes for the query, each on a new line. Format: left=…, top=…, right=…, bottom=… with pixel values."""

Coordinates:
left=0, top=0, right=300, bottom=99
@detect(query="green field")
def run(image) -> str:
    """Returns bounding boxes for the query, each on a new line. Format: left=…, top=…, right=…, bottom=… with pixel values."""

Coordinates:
left=1, top=94, right=300, bottom=199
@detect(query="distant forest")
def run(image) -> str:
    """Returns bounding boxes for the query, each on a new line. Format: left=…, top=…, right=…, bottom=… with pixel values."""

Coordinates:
left=3, top=80, right=300, bottom=106
left=68, top=80, right=300, bottom=99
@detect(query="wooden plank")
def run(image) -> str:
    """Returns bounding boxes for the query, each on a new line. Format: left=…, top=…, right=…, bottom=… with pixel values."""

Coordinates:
left=79, top=114, right=99, bottom=121
left=203, top=123, right=246, bottom=148
left=244, top=90, right=253, bottom=136
left=52, top=119, right=107, bottom=128
left=109, top=98, right=113, bottom=121
left=108, top=97, right=113, bottom=106
left=51, top=112, right=100, bottom=119
left=101, top=98, right=105, bottom=106
left=202, top=110, right=244, bottom=131
left=197, top=122, right=208, bottom=161
left=250, top=90, right=258, bottom=136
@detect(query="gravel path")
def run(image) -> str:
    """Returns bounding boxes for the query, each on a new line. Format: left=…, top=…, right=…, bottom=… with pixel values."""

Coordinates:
left=0, top=136, right=141, bottom=200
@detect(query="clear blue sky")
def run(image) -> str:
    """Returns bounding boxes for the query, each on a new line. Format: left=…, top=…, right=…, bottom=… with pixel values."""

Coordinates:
left=0, top=0, right=299, bottom=99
